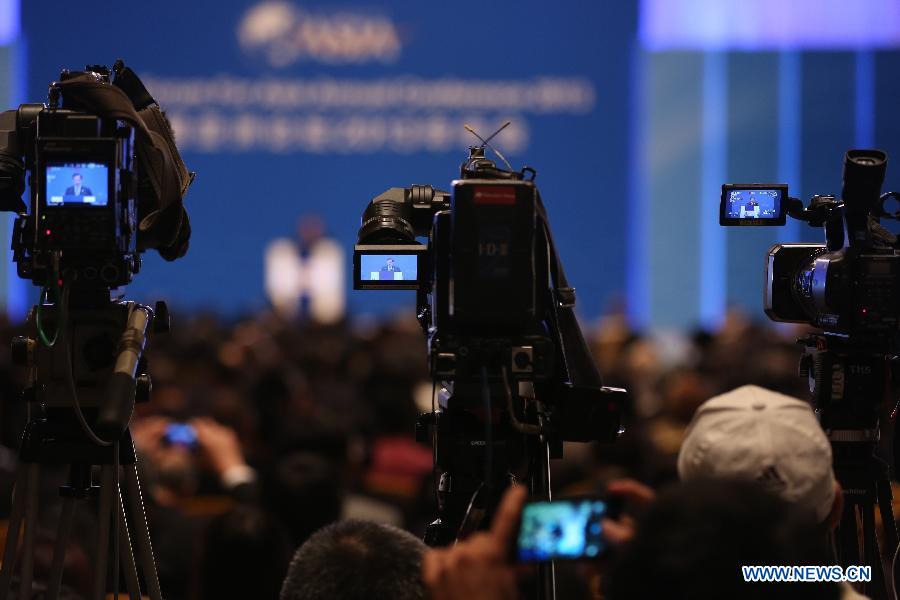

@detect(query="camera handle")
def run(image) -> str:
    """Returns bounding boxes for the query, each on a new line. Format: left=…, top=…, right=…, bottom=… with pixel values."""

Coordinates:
left=786, top=195, right=846, bottom=251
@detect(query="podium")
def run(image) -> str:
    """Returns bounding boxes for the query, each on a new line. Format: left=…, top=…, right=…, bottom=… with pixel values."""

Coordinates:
left=370, top=271, right=403, bottom=281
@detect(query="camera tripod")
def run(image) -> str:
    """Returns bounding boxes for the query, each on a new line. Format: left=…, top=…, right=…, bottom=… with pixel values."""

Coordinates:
left=0, top=290, right=165, bottom=600
left=419, top=372, right=560, bottom=600
left=830, top=437, right=897, bottom=600
left=801, top=333, right=900, bottom=600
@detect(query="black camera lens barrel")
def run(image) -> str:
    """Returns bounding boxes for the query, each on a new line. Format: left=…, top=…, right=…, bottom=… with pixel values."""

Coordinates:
left=357, top=185, right=450, bottom=244
left=359, top=189, right=416, bottom=243
left=843, top=149, right=887, bottom=245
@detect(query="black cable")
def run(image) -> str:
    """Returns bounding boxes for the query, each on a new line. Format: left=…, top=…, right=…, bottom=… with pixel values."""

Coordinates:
left=64, top=314, right=111, bottom=448
left=480, top=365, right=494, bottom=519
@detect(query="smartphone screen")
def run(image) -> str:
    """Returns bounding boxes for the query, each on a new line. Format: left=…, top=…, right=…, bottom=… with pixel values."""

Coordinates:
left=165, top=423, right=198, bottom=449
left=516, top=497, right=615, bottom=562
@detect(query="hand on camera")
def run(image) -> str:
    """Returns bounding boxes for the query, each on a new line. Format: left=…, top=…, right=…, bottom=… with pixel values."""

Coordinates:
left=423, top=485, right=527, bottom=600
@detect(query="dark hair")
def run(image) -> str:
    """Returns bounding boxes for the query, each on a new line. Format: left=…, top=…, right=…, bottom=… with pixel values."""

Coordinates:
left=606, top=478, right=839, bottom=600
left=280, top=520, right=426, bottom=600
left=72, top=172, right=81, bottom=178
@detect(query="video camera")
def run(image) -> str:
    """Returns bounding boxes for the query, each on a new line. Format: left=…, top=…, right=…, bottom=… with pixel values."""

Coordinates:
left=0, top=60, right=193, bottom=291
left=354, top=128, right=626, bottom=552
left=721, top=151, right=900, bottom=339
left=720, top=151, right=900, bottom=428
left=721, top=150, right=900, bottom=596
left=0, top=61, right=193, bottom=600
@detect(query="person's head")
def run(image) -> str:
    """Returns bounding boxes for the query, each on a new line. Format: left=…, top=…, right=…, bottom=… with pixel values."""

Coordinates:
left=677, top=385, right=841, bottom=528
left=606, top=478, right=840, bottom=600
left=386, top=258, right=394, bottom=267
left=280, top=520, right=426, bottom=600
left=72, top=173, right=82, bottom=185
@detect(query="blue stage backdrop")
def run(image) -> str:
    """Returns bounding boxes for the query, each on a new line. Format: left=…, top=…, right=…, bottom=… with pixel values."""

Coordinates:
left=20, top=0, right=638, bottom=318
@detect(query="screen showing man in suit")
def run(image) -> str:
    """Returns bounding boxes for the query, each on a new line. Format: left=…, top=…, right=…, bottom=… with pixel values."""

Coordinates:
left=724, top=188, right=780, bottom=220
left=361, top=254, right=417, bottom=282
left=45, top=162, right=109, bottom=206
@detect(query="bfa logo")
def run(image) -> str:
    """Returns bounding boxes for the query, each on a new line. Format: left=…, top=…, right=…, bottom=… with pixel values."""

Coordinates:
left=238, top=1, right=402, bottom=67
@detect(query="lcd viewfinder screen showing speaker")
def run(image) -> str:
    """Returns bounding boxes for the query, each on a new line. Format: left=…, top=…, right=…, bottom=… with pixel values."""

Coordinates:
left=359, top=254, right=418, bottom=283
left=720, top=184, right=787, bottom=225
left=45, top=162, right=109, bottom=207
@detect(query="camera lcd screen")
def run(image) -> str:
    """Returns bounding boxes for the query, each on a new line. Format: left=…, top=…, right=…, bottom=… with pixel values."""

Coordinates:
left=354, top=244, right=426, bottom=290
left=720, top=184, right=787, bottom=226
left=45, top=162, right=109, bottom=207
left=517, top=498, right=611, bottom=562
left=360, top=254, right=417, bottom=283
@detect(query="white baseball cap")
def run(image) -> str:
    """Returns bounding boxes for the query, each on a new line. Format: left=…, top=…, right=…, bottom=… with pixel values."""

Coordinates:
left=677, top=385, right=836, bottom=522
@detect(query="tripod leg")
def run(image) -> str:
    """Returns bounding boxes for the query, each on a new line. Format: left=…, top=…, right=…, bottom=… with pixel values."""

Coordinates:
left=116, top=487, right=141, bottom=600
left=839, top=501, right=862, bottom=566
left=877, top=479, right=899, bottom=555
left=17, top=464, right=40, bottom=600
left=878, top=481, right=900, bottom=600
left=532, top=435, right=556, bottom=600
left=862, top=499, right=887, bottom=600
left=92, top=466, right=115, bottom=600
left=0, top=464, right=31, bottom=600
left=123, top=464, right=162, bottom=600
left=46, top=496, right=75, bottom=600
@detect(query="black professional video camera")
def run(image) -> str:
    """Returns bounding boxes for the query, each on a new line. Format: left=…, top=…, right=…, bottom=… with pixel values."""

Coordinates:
left=0, top=62, right=193, bottom=600
left=721, top=151, right=900, bottom=427
left=721, top=150, right=900, bottom=598
left=0, top=61, right=192, bottom=289
left=354, top=129, right=626, bottom=558
left=723, top=152, right=900, bottom=337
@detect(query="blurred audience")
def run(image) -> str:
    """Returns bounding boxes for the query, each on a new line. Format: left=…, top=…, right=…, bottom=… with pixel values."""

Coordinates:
left=0, top=305, right=848, bottom=599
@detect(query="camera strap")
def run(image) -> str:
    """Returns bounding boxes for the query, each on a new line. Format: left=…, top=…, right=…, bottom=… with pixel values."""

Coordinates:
left=53, top=64, right=193, bottom=260
left=535, top=192, right=604, bottom=391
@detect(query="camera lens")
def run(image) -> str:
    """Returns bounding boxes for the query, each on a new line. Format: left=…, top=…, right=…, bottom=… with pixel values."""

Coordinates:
left=358, top=191, right=415, bottom=244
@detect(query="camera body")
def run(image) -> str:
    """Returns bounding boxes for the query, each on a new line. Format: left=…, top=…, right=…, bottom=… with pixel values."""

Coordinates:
left=720, top=150, right=900, bottom=339
left=721, top=149, right=900, bottom=442
left=21, top=104, right=137, bottom=287
left=0, top=67, right=139, bottom=289
left=765, top=243, right=900, bottom=333
left=426, top=177, right=555, bottom=383
left=354, top=146, right=625, bottom=443
left=355, top=149, right=558, bottom=384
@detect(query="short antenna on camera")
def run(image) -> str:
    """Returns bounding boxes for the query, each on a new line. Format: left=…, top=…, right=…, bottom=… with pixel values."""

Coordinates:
left=464, top=121, right=514, bottom=172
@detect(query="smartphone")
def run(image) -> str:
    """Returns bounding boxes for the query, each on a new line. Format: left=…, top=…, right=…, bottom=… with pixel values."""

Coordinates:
left=516, top=496, right=620, bottom=563
left=164, top=423, right=198, bottom=449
